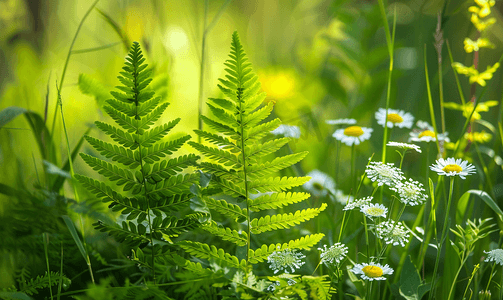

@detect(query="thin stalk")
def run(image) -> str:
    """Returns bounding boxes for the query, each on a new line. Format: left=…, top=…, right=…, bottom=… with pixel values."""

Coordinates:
left=429, top=177, right=455, bottom=300
left=461, top=264, right=480, bottom=300
left=43, top=233, right=54, bottom=300
left=56, top=87, right=95, bottom=284
left=447, top=254, right=470, bottom=300
left=51, top=0, right=100, bottom=137
left=434, top=11, right=446, bottom=134
left=424, top=45, right=442, bottom=155
left=446, top=40, right=466, bottom=106
left=57, top=241, right=63, bottom=300
left=351, top=144, right=356, bottom=193
left=473, top=140, right=495, bottom=198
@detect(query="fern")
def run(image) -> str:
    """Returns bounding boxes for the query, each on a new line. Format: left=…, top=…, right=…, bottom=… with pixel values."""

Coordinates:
left=77, top=42, right=199, bottom=283
left=185, top=32, right=325, bottom=274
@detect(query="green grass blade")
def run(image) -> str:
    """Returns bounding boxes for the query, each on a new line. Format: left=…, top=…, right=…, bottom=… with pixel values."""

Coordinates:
left=95, top=9, right=130, bottom=52
left=0, top=106, right=27, bottom=128
left=423, top=45, right=442, bottom=155
left=466, top=189, right=503, bottom=222
left=72, top=42, right=122, bottom=54
left=446, top=40, right=466, bottom=106
left=62, top=215, right=89, bottom=266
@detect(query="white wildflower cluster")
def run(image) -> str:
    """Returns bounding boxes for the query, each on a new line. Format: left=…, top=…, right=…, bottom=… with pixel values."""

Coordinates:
left=318, top=243, right=349, bottom=266
left=360, top=203, right=388, bottom=220
left=387, top=141, right=421, bottom=153
left=365, top=161, right=405, bottom=187
left=267, top=248, right=306, bottom=274
left=484, top=249, right=503, bottom=266
left=375, top=220, right=410, bottom=247
left=344, top=196, right=372, bottom=211
left=390, top=178, right=428, bottom=206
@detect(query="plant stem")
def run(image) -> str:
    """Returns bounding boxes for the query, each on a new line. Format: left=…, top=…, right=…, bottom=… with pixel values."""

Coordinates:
left=43, top=233, right=54, bottom=300
left=351, top=144, right=356, bottom=194
left=448, top=254, right=469, bottom=300
left=429, top=177, right=455, bottom=300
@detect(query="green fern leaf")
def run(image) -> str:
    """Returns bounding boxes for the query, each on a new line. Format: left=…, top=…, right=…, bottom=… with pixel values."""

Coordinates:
left=79, top=153, right=140, bottom=188
left=84, top=136, right=139, bottom=168
left=94, top=220, right=150, bottom=248
left=145, top=154, right=198, bottom=183
left=202, top=221, right=247, bottom=246
left=147, top=173, right=199, bottom=196
left=249, top=176, right=310, bottom=193
left=248, top=192, right=310, bottom=212
left=141, top=135, right=191, bottom=163
left=95, top=121, right=137, bottom=149
left=203, top=196, right=247, bottom=222
left=247, top=234, right=325, bottom=264
left=139, top=118, right=180, bottom=147
left=179, top=241, right=247, bottom=270
left=246, top=152, right=308, bottom=178
left=250, top=203, right=327, bottom=234
left=245, top=137, right=289, bottom=160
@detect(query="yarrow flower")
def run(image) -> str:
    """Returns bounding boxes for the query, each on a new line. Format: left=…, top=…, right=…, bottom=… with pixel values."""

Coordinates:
left=387, top=141, right=421, bottom=153
left=334, top=189, right=354, bottom=206
left=332, top=125, right=373, bottom=146
left=365, top=161, right=405, bottom=187
left=318, top=243, right=349, bottom=266
left=484, top=249, right=503, bottom=266
left=390, top=178, right=427, bottom=206
left=326, top=118, right=357, bottom=125
left=270, top=124, right=301, bottom=139
left=361, top=203, right=388, bottom=220
left=343, top=196, right=372, bottom=211
left=375, top=108, right=414, bottom=129
left=303, top=170, right=336, bottom=198
left=408, top=120, right=450, bottom=143
left=375, top=220, right=410, bottom=247
left=351, top=263, right=394, bottom=281
left=430, top=157, right=476, bottom=179
left=267, top=248, right=306, bottom=274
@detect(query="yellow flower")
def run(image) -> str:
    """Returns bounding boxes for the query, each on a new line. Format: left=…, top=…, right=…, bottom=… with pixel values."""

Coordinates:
left=469, top=0, right=495, bottom=18
left=464, top=131, right=492, bottom=143
left=463, top=38, right=494, bottom=53
left=452, top=62, right=499, bottom=86
left=471, top=13, right=496, bottom=32
left=443, top=100, right=498, bottom=121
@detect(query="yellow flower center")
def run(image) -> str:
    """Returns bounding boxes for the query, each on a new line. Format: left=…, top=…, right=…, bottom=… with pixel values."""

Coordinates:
left=387, top=113, right=403, bottom=124
left=442, top=164, right=462, bottom=173
left=367, top=207, right=385, bottom=216
left=362, top=265, right=384, bottom=278
left=418, top=130, right=436, bottom=138
left=344, top=126, right=364, bottom=137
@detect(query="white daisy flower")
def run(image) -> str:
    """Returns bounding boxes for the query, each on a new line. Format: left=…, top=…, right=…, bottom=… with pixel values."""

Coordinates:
left=334, top=189, right=354, bottom=205
left=408, top=120, right=450, bottom=143
left=365, top=161, right=405, bottom=187
left=318, top=243, right=349, bottom=266
left=343, top=196, right=373, bottom=211
left=351, top=263, right=394, bottom=281
left=430, top=157, right=476, bottom=179
left=303, top=170, right=336, bottom=197
left=361, top=203, right=388, bottom=220
left=390, top=178, right=427, bottom=206
left=267, top=248, right=306, bottom=274
left=375, top=108, right=414, bottom=129
left=271, top=124, right=301, bottom=139
left=326, top=118, right=357, bottom=125
left=386, top=141, right=422, bottom=153
left=484, top=249, right=503, bottom=266
left=332, top=125, right=373, bottom=146
left=375, top=220, right=410, bottom=247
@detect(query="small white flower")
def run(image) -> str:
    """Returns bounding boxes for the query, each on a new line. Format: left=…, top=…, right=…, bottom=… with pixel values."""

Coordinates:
left=332, top=125, right=373, bottom=146
left=390, top=178, right=428, bottom=206
left=303, top=170, right=336, bottom=197
left=430, top=157, right=476, bottom=179
left=318, top=243, right=349, bottom=266
left=351, top=263, right=394, bottom=281
left=271, top=124, right=301, bottom=139
left=484, top=249, right=503, bottom=266
left=386, top=141, right=422, bottom=153
left=343, top=196, right=373, bottom=211
left=375, top=108, right=414, bottom=129
left=365, top=161, right=405, bottom=187
left=408, top=120, right=450, bottom=143
left=334, top=189, right=354, bottom=205
left=375, top=220, right=410, bottom=247
left=326, top=118, right=357, bottom=125
left=361, top=203, right=388, bottom=219
left=268, top=248, right=306, bottom=274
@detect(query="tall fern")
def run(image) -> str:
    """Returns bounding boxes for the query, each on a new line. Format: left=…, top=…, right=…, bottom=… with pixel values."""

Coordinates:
left=181, top=32, right=326, bottom=275
left=76, top=42, right=200, bottom=283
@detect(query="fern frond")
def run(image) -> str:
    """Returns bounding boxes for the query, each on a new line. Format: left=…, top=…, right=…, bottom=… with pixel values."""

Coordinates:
left=150, top=193, right=193, bottom=213
left=84, top=136, right=139, bottom=168
left=248, top=192, right=310, bottom=212
left=145, top=154, right=198, bottom=183
left=95, top=121, right=137, bottom=149
left=20, top=271, right=70, bottom=296
left=137, top=102, right=169, bottom=130
left=244, top=137, right=290, bottom=159
left=139, top=119, right=180, bottom=147
left=94, top=220, right=150, bottom=248
left=152, top=214, right=202, bottom=239
left=136, top=97, right=162, bottom=117
left=247, top=233, right=325, bottom=264
left=203, top=197, right=247, bottom=222
left=202, top=221, right=247, bottom=246
left=302, top=275, right=335, bottom=300
left=211, top=177, right=246, bottom=198
left=200, top=115, right=239, bottom=138
left=193, top=130, right=240, bottom=152
left=250, top=203, right=327, bottom=234
left=79, top=153, right=139, bottom=188
left=242, top=100, right=272, bottom=128
left=141, top=135, right=191, bottom=163
left=208, top=97, right=235, bottom=111
left=188, top=142, right=241, bottom=167
left=246, top=152, right=308, bottom=178
left=103, top=105, right=137, bottom=133
left=249, top=176, right=310, bottom=193
left=179, top=241, right=247, bottom=270
left=244, top=118, right=282, bottom=142
left=147, top=173, right=199, bottom=196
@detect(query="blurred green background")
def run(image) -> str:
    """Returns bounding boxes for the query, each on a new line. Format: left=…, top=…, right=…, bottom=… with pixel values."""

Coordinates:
left=1, top=0, right=503, bottom=292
